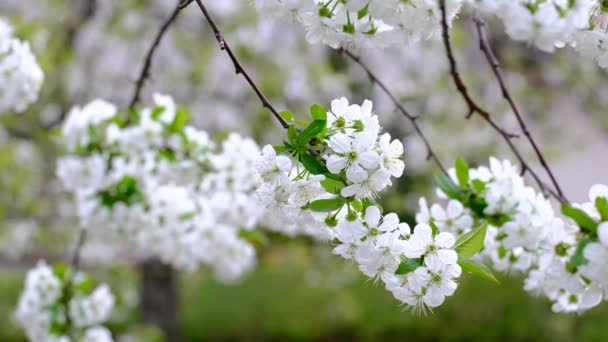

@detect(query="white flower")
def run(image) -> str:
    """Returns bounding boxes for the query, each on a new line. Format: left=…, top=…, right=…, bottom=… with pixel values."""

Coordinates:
left=430, top=200, right=473, bottom=235
left=256, top=145, right=292, bottom=185
left=341, top=168, right=391, bottom=199
left=0, top=18, right=44, bottom=114
left=327, top=132, right=380, bottom=175
left=378, top=133, right=405, bottom=178
left=403, top=223, right=458, bottom=266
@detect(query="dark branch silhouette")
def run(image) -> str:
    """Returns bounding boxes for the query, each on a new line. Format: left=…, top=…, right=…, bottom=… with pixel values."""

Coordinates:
left=191, top=0, right=289, bottom=129
left=472, top=13, right=568, bottom=203
left=342, top=49, right=448, bottom=176
left=129, top=0, right=193, bottom=109
left=438, top=0, right=566, bottom=204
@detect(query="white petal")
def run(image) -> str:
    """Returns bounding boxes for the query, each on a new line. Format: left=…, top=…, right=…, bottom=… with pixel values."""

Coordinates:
left=413, top=224, right=433, bottom=243
left=589, top=184, right=608, bottom=201
left=327, top=155, right=348, bottom=174
left=435, top=232, right=455, bottom=248
left=379, top=213, right=399, bottom=231
left=598, top=222, right=608, bottom=247
left=341, top=184, right=359, bottom=198
left=365, top=206, right=382, bottom=227
left=331, top=97, right=349, bottom=117
left=423, top=286, right=445, bottom=308
left=353, top=133, right=373, bottom=152
left=430, top=204, right=446, bottom=221
left=446, top=200, right=463, bottom=219
left=358, top=151, right=380, bottom=169
left=329, top=133, right=351, bottom=154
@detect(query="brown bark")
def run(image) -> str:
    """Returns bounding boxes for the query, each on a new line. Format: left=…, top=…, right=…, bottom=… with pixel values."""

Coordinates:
left=140, top=259, right=180, bottom=342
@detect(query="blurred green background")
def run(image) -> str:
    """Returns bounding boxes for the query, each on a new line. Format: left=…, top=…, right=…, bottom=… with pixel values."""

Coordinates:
left=2, top=239, right=608, bottom=341
left=1, top=1, right=608, bottom=341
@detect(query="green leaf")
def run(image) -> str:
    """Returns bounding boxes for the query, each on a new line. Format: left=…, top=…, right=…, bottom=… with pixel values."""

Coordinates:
left=429, top=220, right=440, bottom=236
left=561, top=204, right=598, bottom=233
left=128, top=108, right=141, bottom=124
left=297, top=120, right=326, bottom=146
left=351, top=199, right=363, bottom=212
left=52, top=263, right=70, bottom=281
left=279, top=110, right=294, bottom=123
left=158, top=147, right=177, bottom=161
left=288, top=125, right=298, bottom=144
left=469, top=196, right=488, bottom=217
left=471, top=179, right=486, bottom=193
left=458, top=257, right=499, bottom=283
left=238, top=228, right=270, bottom=246
left=169, top=108, right=191, bottom=132
left=309, top=198, right=343, bottom=212
left=295, top=120, right=309, bottom=127
left=310, top=104, right=327, bottom=121
left=74, top=273, right=95, bottom=294
left=357, top=4, right=369, bottom=19
left=433, top=172, right=460, bottom=199
left=454, top=222, right=487, bottom=258
left=300, top=154, right=328, bottom=175
left=395, top=258, right=423, bottom=275
left=455, top=157, right=470, bottom=187
left=567, top=237, right=594, bottom=273
left=595, top=197, right=608, bottom=222
left=320, top=178, right=344, bottom=195
left=151, top=106, right=166, bottom=120
left=273, top=145, right=289, bottom=153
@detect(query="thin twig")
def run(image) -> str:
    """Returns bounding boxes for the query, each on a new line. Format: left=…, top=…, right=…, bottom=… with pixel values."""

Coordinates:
left=129, top=0, right=193, bottom=109
left=472, top=13, right=568, bottom=203
left=341, top=49, right=448, bottom=176
left=438, top=0, right=565, bottom=203
left=69, top=228, right=87, bottom=271
left=192, top=0, right=289, bottom=129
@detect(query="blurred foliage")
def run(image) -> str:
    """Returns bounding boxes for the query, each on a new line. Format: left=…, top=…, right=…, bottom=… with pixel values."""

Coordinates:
left=2, top=240, right=608, bottom=341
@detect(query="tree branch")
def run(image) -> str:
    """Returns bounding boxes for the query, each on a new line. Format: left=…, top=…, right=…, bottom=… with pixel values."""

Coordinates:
left=129, top=0, right=193, bottom=109
left=472, top=13, right=568, bottom=203
left=191, top=0, right=289, bottom=129
left=438, top=0, right=566, bottom=204
left=341, top=49, right=448, bottom=176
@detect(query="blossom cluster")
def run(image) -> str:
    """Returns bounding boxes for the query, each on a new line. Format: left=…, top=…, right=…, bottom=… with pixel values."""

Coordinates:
left=15, top=261, right=114, bottom=342
left=56, top=94, right=263, bottom=282
left=255, top=0, right=463, bottom=49
left=417, top=157, right=608, bottom=313
left=256, top=98, right=481, bottom=312
left=0, top=17, right=44, bottom=113
left=469, top=1, right=608, bottom=69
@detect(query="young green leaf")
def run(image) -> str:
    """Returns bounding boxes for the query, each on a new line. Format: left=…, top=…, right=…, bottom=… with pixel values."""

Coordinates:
left=300, top=154, right=328, bottom=175
left=273, top=145, right=289, bottom=153
left=395, top=258, right=423, bottom=275
left=561, top=204, right=598, bottom=233
left=566, top=237, right=593, bottom=273
left=52, top=263, right=70, bottom=281
left=471, top=179, right=486, bottom=193
left=150, top=106, right=166, bottom=120
left=455, top=157, right=470, bottom=187
left=595, top=197, right=608, bottom=222
left=320, top=178, right=345, bottom=195
left=169, top=107, right=191, bottom=132
left=279, top=110, right=294, bottom=123
left=458, top=257, right=499, bottom=284
left=296, top=120, right=326, bottom=146
left=309, top=198, right=344, bottom=212
left=429, top=220, right=440, bottom=236
left=454, top=222, right=487, bottom=258
left=433, top=172, right=460, bottom=199
left=238, top=228, right=270, bottom=246
left=288, top=125, right=298, bottom=144
left=310, top=104, right=327, bottom=121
